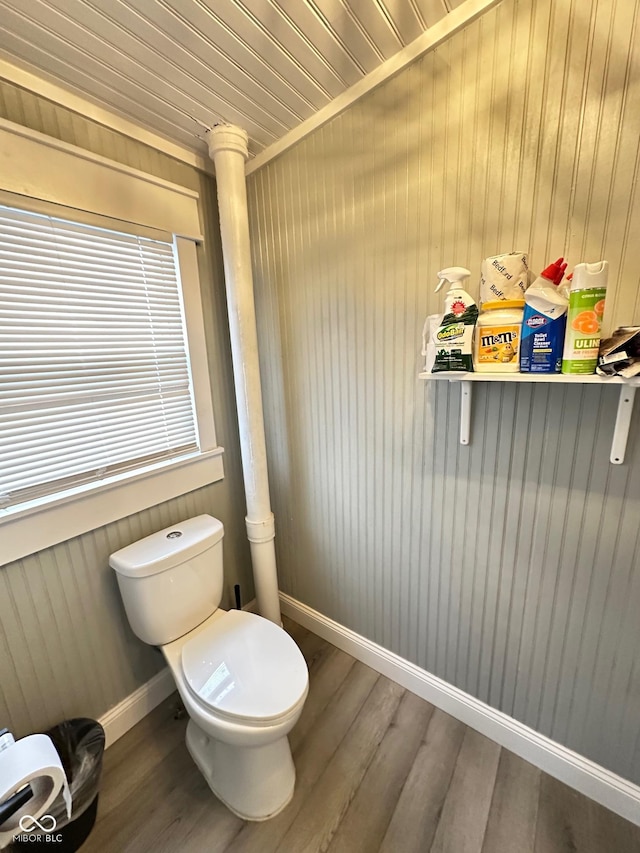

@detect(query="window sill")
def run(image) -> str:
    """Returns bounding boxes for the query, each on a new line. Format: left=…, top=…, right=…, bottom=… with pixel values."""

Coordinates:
left=0, top=448, right=225, bottom=566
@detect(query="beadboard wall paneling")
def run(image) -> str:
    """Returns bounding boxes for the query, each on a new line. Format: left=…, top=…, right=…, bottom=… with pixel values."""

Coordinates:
left=0, top=0, right=453, bottom=156
left=247, top=0, right=640, bottom=784
left=0, top=82, right=252, bottom=736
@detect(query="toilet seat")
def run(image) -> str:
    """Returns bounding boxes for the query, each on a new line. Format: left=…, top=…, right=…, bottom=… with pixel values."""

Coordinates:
left=181, top=610, right=308, bottom=725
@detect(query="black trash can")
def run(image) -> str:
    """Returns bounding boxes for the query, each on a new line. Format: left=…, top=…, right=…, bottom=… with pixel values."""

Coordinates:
left=14, top=719, right=105, bottom=853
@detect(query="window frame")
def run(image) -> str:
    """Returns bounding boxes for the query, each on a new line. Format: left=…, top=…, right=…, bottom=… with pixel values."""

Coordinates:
left=0, top=120, right=224, bottom=566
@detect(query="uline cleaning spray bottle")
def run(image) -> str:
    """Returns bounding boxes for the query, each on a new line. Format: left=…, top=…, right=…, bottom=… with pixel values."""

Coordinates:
left=431, top=267, right=478, bottom=373
left=561, top=261, right=608, bottom=374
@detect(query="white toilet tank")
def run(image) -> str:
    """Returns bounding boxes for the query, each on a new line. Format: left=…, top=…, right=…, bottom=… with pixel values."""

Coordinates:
left=109, top=515, right=225, bottom=646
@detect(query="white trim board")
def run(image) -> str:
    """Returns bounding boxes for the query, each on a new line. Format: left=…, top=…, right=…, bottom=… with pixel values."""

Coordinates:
left=99, top=667, right=175, bottom=750
left=0, top=450, right=224, bottom=567
left=0, top=117, right=202, bottom=239
left=0, top=55, right=213, bottom=175
left=245, top=0, right=502, bottom=176
left=280, top=593, right=640, bottom=828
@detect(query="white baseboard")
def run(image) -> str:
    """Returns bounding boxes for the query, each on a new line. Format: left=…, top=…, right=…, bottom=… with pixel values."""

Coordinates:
left=99, top=599, right=259, bottom=749
left=99, top=667, right=175, bottom=749
left=280, top=593, right=640, bottom=828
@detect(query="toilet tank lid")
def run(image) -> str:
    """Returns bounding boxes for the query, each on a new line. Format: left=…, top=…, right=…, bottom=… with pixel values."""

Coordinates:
left=109, top=515, right=224, bottom=578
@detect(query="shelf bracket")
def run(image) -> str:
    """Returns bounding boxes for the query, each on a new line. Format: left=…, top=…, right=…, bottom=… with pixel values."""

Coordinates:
left=427, top=373, right=638, bottom=461
left=611, top=385, right=636, bottom=464
left=460, top=380, right=472, bottom=445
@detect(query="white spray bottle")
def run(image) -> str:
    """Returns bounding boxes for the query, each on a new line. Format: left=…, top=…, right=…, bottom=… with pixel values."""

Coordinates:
left=432, top=267, right=478, bottom=372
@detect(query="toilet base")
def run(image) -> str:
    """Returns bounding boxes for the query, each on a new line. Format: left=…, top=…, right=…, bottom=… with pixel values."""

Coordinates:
left=185, top=720, right=296, bottom=821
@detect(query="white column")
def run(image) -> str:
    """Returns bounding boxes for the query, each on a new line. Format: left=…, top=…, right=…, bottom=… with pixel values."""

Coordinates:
left=207, top=125, right=281, bottom=624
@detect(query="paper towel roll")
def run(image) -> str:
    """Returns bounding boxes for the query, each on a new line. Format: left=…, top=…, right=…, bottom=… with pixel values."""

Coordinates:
left=0, top=734, right=71, bottom=847
left=479, top=252, right=529, bottom=304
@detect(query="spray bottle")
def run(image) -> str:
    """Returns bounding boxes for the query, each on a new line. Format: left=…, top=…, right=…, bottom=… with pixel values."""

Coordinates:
left=520, top=257, right=568, bottom=373
left=432, top=267, right=478, bottom=373
left=561, top=261, right=609, bottom=374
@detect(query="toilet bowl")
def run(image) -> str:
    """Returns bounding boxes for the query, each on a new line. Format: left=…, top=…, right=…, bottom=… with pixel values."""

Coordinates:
left=109, top=515, right=309, bottom=821
left=163, top=608, right=308, bottom=819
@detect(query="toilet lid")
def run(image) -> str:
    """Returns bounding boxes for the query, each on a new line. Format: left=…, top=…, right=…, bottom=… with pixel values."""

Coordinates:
left=181, top=610, right=308, bottom=723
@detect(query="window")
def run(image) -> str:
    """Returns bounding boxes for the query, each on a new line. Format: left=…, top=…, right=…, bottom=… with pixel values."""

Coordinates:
left=0, top=206, right=200, bottom=509
left=0, top=120, right=223, bottom=565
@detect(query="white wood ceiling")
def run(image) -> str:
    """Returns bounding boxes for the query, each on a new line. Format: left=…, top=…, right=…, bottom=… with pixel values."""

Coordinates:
left=0, top=0, right=461, bottom=158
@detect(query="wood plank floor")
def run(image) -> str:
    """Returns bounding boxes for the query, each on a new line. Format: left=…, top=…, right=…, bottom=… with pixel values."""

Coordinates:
left=84, top=621, right=640, bottom=853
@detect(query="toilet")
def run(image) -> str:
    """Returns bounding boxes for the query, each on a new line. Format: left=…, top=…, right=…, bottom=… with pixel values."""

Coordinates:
left=109, top=514, right=309, bottom=821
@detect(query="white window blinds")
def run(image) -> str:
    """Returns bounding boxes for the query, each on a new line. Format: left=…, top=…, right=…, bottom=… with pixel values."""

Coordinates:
left=0, top=205, right=199, bottom=509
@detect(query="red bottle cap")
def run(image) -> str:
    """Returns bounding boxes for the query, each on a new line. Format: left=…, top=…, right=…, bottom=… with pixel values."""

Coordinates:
left=554, top=260, right=567, bottom=285
left=540, top=257, right=567, bottom=285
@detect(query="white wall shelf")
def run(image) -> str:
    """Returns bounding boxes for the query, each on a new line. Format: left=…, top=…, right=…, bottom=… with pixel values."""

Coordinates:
left=419, top=372, right=640, bottom=464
